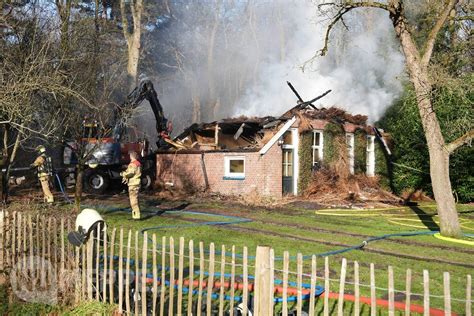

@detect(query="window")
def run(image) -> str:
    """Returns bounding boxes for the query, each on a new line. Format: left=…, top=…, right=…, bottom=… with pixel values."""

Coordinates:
left=312, top=130, right=324, bottom=166
left=346, top=133, right=355, bottom=174
left=366, top=135, right=375, bottom=176
left=282, top=131, right=293, bottom=145
left=282, top=149, right=293, bottom=177
left=224, top=156, right=245, bottom=179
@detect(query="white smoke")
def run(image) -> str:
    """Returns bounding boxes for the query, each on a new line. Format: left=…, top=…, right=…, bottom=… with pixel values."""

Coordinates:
left=234, top=2, right=405, bottom=122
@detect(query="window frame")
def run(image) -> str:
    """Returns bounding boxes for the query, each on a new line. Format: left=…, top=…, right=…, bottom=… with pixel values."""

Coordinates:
left=346, top=133, right=355, bottom=175
left=366, top=135, right=376, bottom=176
left=282, top=149, right=293, bottom=177
left=311, top=130, right=324, bottom=166
left=224, top=156, right=245, bottom=179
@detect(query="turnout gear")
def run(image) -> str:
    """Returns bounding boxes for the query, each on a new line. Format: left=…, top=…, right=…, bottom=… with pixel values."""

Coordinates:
left=31, top=149, right=54, bottom=203
left=121, top=159, right=141, bottom=219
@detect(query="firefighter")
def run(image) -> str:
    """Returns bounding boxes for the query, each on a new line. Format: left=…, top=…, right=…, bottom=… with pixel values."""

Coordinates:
left=30, top=145, right=54, bottom=203
left=121, top=151, right=141, bottom=219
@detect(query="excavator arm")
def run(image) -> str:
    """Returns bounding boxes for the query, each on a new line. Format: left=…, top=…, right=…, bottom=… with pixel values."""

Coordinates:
left=113, top=80, right=172, bottom=148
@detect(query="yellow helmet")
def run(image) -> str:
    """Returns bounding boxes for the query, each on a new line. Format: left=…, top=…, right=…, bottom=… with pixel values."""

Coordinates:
left=35, top=145, right=46, bottom=153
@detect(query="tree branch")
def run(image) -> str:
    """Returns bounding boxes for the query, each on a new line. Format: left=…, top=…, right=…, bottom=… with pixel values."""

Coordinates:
left=318, top=1, right=391, bottom=56
left=445, top=129, right=474, bottom=154
left=421, top=0, right=459, bottom=66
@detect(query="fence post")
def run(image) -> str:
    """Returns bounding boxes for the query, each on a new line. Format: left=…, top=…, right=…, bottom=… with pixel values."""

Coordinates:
left=309, top=255, right=317, bottom=316
left=160, top=236, right=166, bottom=316
left=242, top=246, right=249, bottom=316
left=423, top=270, right=429, bottom=316
left=405, top=269, right=412, bottom=316
left=337, top=258, right=347, bottom=316
left=370, top=263, right=376, bottom=316
left=218, top=244, right=226, bottom=316
left=282, top=251, right=289, bottom=316
left=152, top=234, right=158, bottom=316
left=168, top=237, right=175, bottom=316
left=230, top=245, right=236, bottom=314
left=86, top=236, right=94, bottom=299
left=206, top=243, right=215, bottom=316
left=125, top=230, right=132, bottom=315
left=324, top=257, right=330, bottom=316
left=95, top=224, right=101, bottom=301
left=297, top=253, right=303, bottom=315
left=466, top=275, right=471, bottom=316
left=443, top=272, right=451, bottom=316
left=354, top=261, right=360, bottom=316
left=102, top=227, right=108, bottom=304
left=118, top=229, right=123, bottom=310
left=388, top=266, right=394, bottom=316
left=177, top=237, right=184, bottom=316
left=254, top=246, right=273, bottom=316
left=109, top=228, right=116, bottom=305
left=187, top=239, right=194, bottom=316
left=142, top=232, right=148, bottom=316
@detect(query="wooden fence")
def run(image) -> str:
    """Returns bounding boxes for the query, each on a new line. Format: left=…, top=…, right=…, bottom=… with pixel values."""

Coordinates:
left=0, top=210, right=472, bottom=315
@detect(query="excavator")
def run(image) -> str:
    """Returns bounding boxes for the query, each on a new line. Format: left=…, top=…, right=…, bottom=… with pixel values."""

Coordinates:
left=62, top=80, right=173, bottom=194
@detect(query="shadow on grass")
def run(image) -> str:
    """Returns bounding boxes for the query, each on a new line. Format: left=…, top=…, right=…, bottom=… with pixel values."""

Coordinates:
left=139, top=202, right=191, bottom=220
left=408, top=205, right=439, bottom=231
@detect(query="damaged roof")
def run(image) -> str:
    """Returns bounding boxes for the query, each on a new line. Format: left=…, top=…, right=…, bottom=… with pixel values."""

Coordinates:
left=169, top=106, right=371, bottom=152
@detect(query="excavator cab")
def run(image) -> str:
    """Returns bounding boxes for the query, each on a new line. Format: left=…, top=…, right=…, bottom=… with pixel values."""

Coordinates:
left=62, top=80, right=170, bottom=194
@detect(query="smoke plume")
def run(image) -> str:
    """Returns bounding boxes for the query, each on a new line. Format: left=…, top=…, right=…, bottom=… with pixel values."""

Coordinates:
left=233, top=2, right=405, bottom=122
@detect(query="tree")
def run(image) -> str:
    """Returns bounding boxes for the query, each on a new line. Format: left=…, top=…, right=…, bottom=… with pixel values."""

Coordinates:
left=1, top=1, right=129, bottom=209
left=317, top=0, right=473, bottom=237
left=120, top=0, right=144, bottom=88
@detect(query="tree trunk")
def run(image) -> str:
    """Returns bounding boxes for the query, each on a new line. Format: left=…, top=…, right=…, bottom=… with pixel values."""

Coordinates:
left=392, top=14, right=461, bottom=237
left=207, top=11, right=219, bottom=120
left=127, top=37, right=140, bottom=88
left=120, top=0, right=143, bottom=88
left=57, top=0, right=72, bottom=53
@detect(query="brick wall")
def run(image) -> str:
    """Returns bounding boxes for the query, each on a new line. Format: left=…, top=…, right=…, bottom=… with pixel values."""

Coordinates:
left=156, top=143, right=282, bottom=198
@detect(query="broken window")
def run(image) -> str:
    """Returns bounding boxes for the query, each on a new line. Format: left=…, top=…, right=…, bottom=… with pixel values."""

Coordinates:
left=224, top=156, right=245, bottom=179
left=346, top=133, right=355, bottom=174
left=312, top=130, right=324, bottom=166
left=366, top=135, right=375, bottom=176
left=282, top=131, right=293, bottom=145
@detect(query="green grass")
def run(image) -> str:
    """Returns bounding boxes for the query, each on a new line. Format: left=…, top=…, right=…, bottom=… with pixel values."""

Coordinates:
left=5, top=198, right=472, bottom=314
left=86, top=198, right=473, bottom=314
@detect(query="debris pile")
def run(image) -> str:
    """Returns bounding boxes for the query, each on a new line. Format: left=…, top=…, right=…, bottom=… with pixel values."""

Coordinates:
left=304, top=167, right=399, bottom=204
left=167, top=106, right=372, bottom=152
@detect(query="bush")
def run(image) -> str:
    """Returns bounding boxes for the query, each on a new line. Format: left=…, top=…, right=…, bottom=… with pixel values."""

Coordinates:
left=378, top=76, right=473, bottom=202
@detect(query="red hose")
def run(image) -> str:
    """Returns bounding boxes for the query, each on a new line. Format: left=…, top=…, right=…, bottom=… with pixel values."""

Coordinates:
left=322, top=291, right=456, bottom=316
left=144, top=277, right=455, bottom=315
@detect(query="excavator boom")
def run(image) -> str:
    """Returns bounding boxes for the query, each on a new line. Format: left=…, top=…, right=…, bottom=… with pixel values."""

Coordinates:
left=114, top=80, right=171, bottom=148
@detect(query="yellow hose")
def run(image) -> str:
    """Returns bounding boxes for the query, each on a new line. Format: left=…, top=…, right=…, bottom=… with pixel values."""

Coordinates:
left=315, top=207, right=474, bottom=236
left=433, top=233, right=474, bottom=246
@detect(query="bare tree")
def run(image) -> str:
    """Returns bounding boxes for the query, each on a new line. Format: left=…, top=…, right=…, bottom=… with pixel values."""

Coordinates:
left=316, top=0, right=473, bottom=237
left=120, top=0, right=144, bottom=88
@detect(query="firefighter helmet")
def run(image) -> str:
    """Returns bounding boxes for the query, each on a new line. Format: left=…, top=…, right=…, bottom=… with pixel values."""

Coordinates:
left=35, top=145, right=46, bottom=153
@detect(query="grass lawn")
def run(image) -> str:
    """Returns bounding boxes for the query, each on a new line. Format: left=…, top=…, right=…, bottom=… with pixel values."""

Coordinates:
left=5, top=195, right=473, bottom=314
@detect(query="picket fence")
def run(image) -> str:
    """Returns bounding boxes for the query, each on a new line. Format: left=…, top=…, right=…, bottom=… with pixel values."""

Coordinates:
left=0, top=211, right=472, bottom=315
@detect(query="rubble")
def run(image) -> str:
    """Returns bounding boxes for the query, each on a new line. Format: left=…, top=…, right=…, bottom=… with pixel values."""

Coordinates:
left=167, top=106, right=371, bottom=152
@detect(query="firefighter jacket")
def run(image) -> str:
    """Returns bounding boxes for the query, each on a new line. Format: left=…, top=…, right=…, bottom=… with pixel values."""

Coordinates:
left=122, top=160, right=141, bottom=187
left=31, top=154, right=52, bottom=178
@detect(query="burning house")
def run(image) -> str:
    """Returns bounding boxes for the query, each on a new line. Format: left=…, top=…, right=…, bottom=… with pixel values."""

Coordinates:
left=155, top=98, right=391, bottom=198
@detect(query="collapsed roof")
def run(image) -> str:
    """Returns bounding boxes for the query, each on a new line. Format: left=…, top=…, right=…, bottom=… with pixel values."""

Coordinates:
left=168, top=106, right=371, bottom=152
